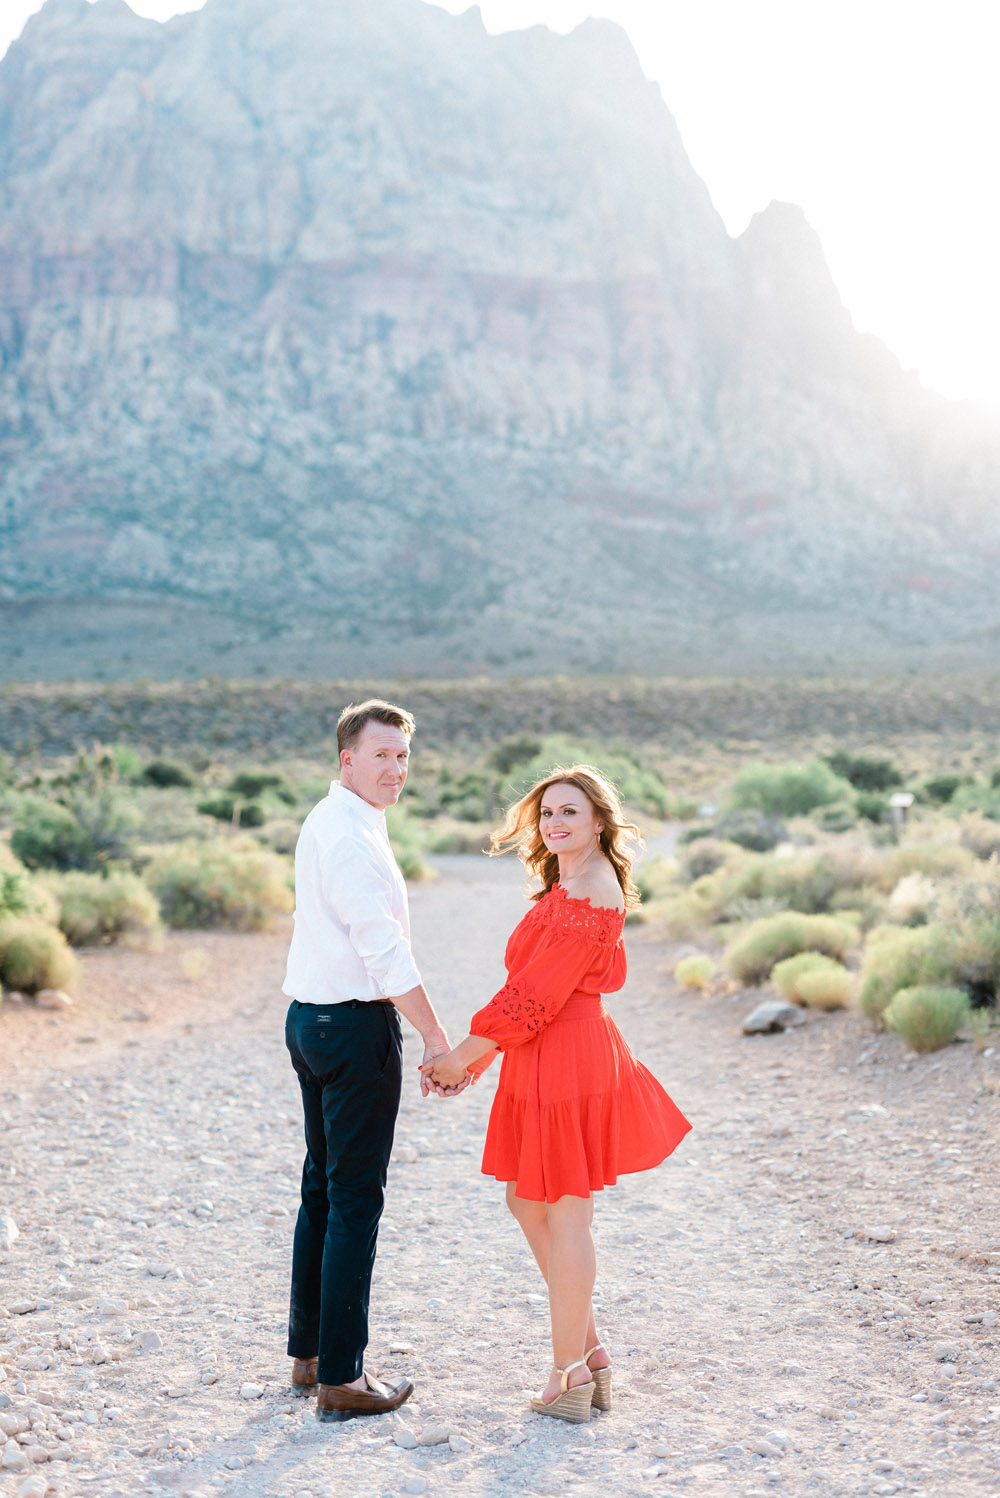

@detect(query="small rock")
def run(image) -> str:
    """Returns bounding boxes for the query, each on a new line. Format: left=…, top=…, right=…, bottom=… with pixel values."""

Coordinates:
left=146, top=1264, right=174, bottom=1278
left=642, top=1465, right=667, bottom=1480
left=855, top=1226, right=896, bottom=1243
left=17, top=1476, right=49, bottom=1498
left=780, top=1361, right=807, bottom=1377
left=2, top=1439, right=29, bottom=1472
left=389, top=1343, right=415, bottom=1355
left=933, top=1342, right=960, bottom=1362
left=401, top=1478, right=427, bottom=1496
left=90, top=1345, right=110, bottom=1365
left=392, top=1144, right=419, bottom=1164
left=741, top=1001, right=806, bottom=1035
left=224, top=1455, right=245, bottom=1470
left=419, top=1423, right=452, bottom=1445
left=393, top=1427, right=418, bottom=1449
left=817, top=1406, right=840, bottom=1420
left=751, top=1438, right=784, bottom=1458
left=714, top=1444, right=745, bottom=1459
left=138, top=1331, right=163, bottom=1351
left=165, top=1386, right=193, bottom=1399
left=0, top=1213, right=19, bottom=1250
left=240, top=1383, right=265, bottom=1400
left=200, top=1370, right=219, bottom=1385
left=35, top=990, right=73, bottom=1010
left=7, top=1301, right=37, bottom=1316
left=916, top=1291, right=941, bottom=1306
left=448, top=1432, right=473, bottom=1453
left=651, top=1442, right=671, bottom=1458
left=0, top=1416, right=30, bottom=1437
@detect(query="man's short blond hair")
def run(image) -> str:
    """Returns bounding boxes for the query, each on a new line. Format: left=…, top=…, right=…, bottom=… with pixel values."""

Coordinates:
left=337, top=699, right=416, bottom=755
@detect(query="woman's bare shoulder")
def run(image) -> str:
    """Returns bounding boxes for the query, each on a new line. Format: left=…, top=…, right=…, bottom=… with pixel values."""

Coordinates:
left=571, top=865, right=625, bottom=913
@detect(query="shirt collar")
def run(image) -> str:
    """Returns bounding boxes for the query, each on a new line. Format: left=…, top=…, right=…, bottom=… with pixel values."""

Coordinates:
left=329, top=780, right=386, bottom=828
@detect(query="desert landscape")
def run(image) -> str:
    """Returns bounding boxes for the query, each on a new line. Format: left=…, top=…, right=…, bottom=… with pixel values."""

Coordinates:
left=2, top=845, right=1000, bottom=1498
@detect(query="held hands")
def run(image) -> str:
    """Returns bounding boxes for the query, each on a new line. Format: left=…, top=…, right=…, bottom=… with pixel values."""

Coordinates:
left=419, top=1036, right=471, bottom=1098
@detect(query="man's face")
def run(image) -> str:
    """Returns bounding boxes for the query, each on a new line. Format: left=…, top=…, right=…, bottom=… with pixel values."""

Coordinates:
left=340, top=721, right=411, bottom=810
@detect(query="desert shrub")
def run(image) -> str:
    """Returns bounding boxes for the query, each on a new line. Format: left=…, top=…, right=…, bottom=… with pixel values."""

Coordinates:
left=146, top=838, right=293, bottom=931
left=796, top=962, right=853, bottom=1011
left=11, top=799, right=102, bottom=871
left=0, top=862, right=58, bottom=924
left=855, top=792, right=890, bottom=824
left=385, top=805, right=433, bottom=881
left=674, top=954, right=716, bottom=990
left=772, top=951, right=838, bottom=1005
left=815, top=801, right=857, bottom=832
left=951, top=781, right=1000, bottom=821
left=710, top=808, right=786, bottom=852
left=878, top=840, right=974, bottom=891
left=824, top=751, right=902, bottom=793
left=436, top=769, right=492, bottom=822
left=259, top=818, right=303, bottom=855
left=885, top=873, right=939, bottom=926
left=141, top=759, right=196, bottom=789
left=227, top=770, right=297, bottom=806
left=197, top=795, right=266, bottom=829
left=0, top=914, right=80, bottom=993
left=489, top=734, right=543, bottom=777
left=920, top=774, right=962, bottom=805
left=957, top=812, right=1000, bottom=861
left=725, top=912, right=856, bottom=985
left=425, top=820, right=492, bottom=855
left=945, top=915, right=1000, bottom=1006
left=680, top=838, right=733, bottom=882
left=884, top=985, right=970, bottom=1053
left=729, top=759, right=852, bottom=819
left=47, top=870, right=162, bottom=948
left=857, top=924, right=950, bottom=1019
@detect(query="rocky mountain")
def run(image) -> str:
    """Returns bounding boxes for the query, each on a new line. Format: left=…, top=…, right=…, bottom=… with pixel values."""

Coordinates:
left=1, top=0, right=998, bottom=680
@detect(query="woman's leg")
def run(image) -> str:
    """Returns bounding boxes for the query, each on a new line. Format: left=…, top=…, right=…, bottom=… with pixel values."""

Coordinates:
left=505, top=1183, right=607, bottom=1381
left=540, top=1193, right=597, bottom=1401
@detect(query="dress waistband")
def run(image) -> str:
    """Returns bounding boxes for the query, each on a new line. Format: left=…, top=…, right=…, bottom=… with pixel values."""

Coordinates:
left=557, top=990, right=606, bottom=1021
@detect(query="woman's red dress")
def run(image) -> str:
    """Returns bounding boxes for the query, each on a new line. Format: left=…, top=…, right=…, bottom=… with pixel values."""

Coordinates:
left=469, top=883, right=691, bottom=1202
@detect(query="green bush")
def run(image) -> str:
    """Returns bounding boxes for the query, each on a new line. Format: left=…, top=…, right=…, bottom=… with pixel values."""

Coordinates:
left=385, top=805, right=434, bottom=881
left=11, top=799, right=101, bottom=871
left=725, top=911, right=856, bottom=985
left=884, top=985, right=970, bottom=1053
left=855, top=791, right=890, bottom=824
left=48, top=870, right=162, bottom=948
left=146, top=838, right=294, bottom=931
left=957, top=812, right=1000, bottom=860
left=709, top=808, right=786, bottom=852
left=857, top=924, right=949, bottom=1019
left=227, top=770, right=297, bottom=806
left=950, top=781, right=1000, bottom=821
left=772, top=951, right=839, bottom=1005
left=197, top=795, right=266, bottom=829
left=920, top=774, right=962, bottom=805
left=824, top=751, right=902, bottom=793
left=141, top=759, right=196, bottom=789
left=0, top=915, right=80, bottom=993
left=0, top=862, right=58, bottom=924
left=946, top=915, right=1000, bottom=1005
left=502, top=736, right=673, bottom=818
left=796, top=962, right=853, bottom=1011
left=680, top=838, right=733, bottom=882
left=674, top=954, right=717, bottom=990
left=729, top=759, right=853, bottom=819
left=489, top=735, right=543, bottom=777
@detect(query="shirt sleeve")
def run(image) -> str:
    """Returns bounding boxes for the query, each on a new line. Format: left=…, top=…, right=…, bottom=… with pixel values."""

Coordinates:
left=468, top=929, right=603, bottom=1052
left=320, top=840, right=422, bottom=997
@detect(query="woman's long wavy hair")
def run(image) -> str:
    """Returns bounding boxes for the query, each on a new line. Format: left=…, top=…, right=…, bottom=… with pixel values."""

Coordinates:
left=489, top=764, right=644, bottom=909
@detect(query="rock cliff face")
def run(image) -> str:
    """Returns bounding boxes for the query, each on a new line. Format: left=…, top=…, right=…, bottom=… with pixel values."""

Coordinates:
left=1, top=0, right=997, bottom=678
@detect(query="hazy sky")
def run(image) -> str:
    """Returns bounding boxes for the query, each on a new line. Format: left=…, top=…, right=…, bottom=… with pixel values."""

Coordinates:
left=2, top=0, right=996, bottom=405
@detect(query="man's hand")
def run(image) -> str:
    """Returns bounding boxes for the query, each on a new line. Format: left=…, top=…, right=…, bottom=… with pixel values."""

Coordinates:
left=420, top=1034, right=455, bottom=1097
left=420, top=1050, right=471, bottom=1093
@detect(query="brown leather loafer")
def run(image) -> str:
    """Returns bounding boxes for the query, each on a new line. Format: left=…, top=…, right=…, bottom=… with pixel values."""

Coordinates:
left=316, top=1372, right=414, bottom=1422
left=291, top=1357, right=318, bottom=1395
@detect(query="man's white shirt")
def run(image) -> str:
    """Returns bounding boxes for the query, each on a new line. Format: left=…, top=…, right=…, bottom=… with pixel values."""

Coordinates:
left=282, top=781, right=422, bottom=1006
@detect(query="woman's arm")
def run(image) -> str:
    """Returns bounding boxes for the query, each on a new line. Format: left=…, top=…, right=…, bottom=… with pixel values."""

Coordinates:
left=421, top=1033, right=497, bottom=1088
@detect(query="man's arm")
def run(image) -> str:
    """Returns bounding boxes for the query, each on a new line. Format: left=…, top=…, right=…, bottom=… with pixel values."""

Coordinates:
left=388, top=983, right=465, bottom=1097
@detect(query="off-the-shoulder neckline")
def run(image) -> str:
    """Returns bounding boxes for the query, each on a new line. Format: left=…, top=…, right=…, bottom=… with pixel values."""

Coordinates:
left=550, top=882, right=625, bottom=917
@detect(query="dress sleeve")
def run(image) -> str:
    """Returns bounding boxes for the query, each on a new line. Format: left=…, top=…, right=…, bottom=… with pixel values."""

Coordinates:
left=469, top=928, right=606, bottom=1052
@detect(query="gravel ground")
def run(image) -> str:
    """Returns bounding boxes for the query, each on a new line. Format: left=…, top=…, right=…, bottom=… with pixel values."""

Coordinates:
left=2, top=851, right=1000, bottom=1498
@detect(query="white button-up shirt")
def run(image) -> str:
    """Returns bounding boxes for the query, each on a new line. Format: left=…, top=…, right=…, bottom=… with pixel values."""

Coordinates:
left=282, top=782, right=422, bottom=1006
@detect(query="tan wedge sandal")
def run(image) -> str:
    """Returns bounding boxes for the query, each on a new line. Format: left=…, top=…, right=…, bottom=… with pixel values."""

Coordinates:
left=585, top=1344, right=612, bottom=1412
left=529, top=1359, right=595, bottom=1424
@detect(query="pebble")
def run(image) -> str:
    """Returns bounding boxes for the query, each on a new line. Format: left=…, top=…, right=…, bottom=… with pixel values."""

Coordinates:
left=0, top=1415, right=30, bottom=1437
left=419, top=1423, right=452, bottom=1445
left=448, top=1432, right=473, bottom=1453
left=933, top=1342, right=960, bottom=1362
left=240, top=1383, right=265, bottom=1400
left=2, top=1439, right=29, bottom=1472
left=165, top=1386, right=194, bottom=1399
left=741, top=1000, right=806, bottom=1034
left=35, top=990, right=73, bottom=1010
left=0, top=1213, right=20, bottom=1250
left=393, top=1428, right=418, bottom=1449
left=855, top=1226, right=896, bottom=1243
left=779, top=1361, right=807, bottom=1376
left=401, top=1478, right=427, bottom=1496
left=750, top=1438, right=784, bottom=1458
left=17, top=1477, right=49, bottom=1498
left=7, top=1301, right=37, bottom=1316
left=390, top=1343, right=415, bottom=1354
left=642, top=1464, right=667, bottom=1479
left=139, top=1331, right=163, bottom=1351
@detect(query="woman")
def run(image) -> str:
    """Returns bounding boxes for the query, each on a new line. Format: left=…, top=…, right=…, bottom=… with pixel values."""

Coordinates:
left=422, top=765, right=691, bottom=1423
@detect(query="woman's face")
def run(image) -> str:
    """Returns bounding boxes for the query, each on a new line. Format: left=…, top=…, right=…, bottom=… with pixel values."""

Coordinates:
left=539, top=782, right=603, bottom=855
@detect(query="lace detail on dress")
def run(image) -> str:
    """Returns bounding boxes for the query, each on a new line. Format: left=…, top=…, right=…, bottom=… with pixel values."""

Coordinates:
left=493, top=976, right=550, bottom=1034
left=535, top=883, right=625, bottom=946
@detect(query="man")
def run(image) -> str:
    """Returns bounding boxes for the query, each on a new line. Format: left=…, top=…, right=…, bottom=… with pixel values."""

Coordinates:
left=282, top=698, right=457, bottom=1421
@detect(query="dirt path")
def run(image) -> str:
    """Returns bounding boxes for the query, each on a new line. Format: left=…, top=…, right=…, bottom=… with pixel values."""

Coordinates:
left=2, top=853, right=999, bottom=1498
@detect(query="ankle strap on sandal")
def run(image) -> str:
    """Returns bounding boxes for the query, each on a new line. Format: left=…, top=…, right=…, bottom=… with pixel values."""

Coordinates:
left=556, top=1359, right=589, bottom=1393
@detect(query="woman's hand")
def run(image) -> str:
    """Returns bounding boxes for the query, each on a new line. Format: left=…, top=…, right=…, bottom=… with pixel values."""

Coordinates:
left=420, top=1050, right=470, bottom=1091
